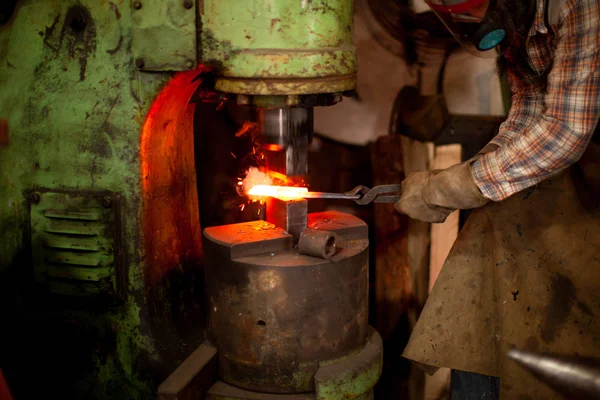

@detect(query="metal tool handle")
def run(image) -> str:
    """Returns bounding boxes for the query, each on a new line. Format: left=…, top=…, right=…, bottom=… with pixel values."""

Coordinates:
left=345, top=184, right=402, bottom=205
left=301, top=192, right=361, bottom=201
left=302, top=184, right=402, bottom=205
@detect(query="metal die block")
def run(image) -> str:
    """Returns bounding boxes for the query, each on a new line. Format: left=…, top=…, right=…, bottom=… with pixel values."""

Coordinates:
left=266, top=198, right=307, bottom=242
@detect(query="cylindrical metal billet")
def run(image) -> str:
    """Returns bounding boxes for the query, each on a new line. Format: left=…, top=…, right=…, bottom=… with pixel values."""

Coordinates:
left=298, top=228, right=337, bottom=260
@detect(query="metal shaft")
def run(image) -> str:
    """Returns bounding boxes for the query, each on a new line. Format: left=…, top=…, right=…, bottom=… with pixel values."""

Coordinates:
left=508, top=349, right=600, bottom=399
left=301, top=192, right=361, bottom=200
left=258, top=107, right=313, bottom=177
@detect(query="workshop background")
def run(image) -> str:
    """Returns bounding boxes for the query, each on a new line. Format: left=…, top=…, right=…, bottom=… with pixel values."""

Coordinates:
left=0, top=0, right=506, bottom=399
left=312, top=1, right=506, bottom=398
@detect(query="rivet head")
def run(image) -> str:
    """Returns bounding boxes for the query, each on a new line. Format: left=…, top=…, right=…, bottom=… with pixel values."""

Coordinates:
left=135, top=58, right=145, bottom=68
left=183, top=0, right=193, bottom=9
left=185, top=59, right=194, bottom=69
left=133, top=0, right=142, bottom=9
left=102, top=197, right=112, bottom=208
left=30, top=192, right=40, bottom=204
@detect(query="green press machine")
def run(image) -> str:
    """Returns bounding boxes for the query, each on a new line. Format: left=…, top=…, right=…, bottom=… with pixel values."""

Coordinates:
left=0, top=1, right=382, bottom=398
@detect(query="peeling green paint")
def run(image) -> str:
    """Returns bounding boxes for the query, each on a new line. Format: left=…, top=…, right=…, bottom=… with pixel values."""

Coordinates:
left=1, top=0, right=361, bottom=398
left=314, top=329, right=383, bottom=400
left=0, top=1, right=201, bottom=398
left=201, top=0, right=356, bottom=94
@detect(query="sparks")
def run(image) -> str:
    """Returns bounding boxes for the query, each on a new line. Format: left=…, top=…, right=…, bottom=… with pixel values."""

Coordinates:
left=230, top=152, right=236, bottom=158
left=240, top=167, right=273, bottom=199
left=239, top=167, right=308, bottom=201
left=235, top=122, right=258, bottom=138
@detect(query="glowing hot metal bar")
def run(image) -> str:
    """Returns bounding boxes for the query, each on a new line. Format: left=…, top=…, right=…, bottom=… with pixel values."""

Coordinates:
left=248, top=185, right=309, bottom=201
left=248, top=185, right=362, bottom=202
left=248, top=184, right=403, bottom=205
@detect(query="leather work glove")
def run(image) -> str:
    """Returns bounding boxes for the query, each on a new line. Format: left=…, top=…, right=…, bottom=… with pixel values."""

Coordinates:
left=395, top=144, right=498, bottom=223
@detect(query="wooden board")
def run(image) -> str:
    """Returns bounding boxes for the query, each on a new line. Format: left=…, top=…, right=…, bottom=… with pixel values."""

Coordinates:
left=370, top=135, right=411, bottom=341
left=400, top=136, right=435, bottom=312
left=429, top=144, right=462, bottom=291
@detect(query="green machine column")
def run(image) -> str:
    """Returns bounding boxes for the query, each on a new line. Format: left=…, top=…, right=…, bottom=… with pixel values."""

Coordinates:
left=0, top=1, right=204, bottom=399
left=201, top=0, right=356, bottom=95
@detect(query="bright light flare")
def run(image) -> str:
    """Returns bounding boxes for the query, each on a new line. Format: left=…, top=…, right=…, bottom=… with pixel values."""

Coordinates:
left=240, top=167, right=306, bottom=201
left=240, top=167, right=273, bottom=197
left=263, top=144, right=283, bottom=151
left=248, top=185, right=308, bottom=201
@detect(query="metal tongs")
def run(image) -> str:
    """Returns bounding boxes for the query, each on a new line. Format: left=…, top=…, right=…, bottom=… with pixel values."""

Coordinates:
left=301, top=184, right=402, bottom=205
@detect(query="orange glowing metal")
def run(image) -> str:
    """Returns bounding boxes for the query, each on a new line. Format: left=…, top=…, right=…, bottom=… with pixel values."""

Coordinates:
left=264, top=144, right=283, bottom=151
left=248, top=185, right=309, bottom=201
left=267, top=170, right=290, bottom=184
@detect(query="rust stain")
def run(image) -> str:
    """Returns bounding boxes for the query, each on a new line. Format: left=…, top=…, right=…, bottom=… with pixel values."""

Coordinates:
left=60, top=6, right=97, bottom=81
left=307, top=26, right=325, bottom=38
left=0, top=119, right=9, bottom=147
left=540, top=274, right=575, bottom=343
left=106, top=35, right=123, bottom=54
left=108, top=1, right=121, bottom=19
left=270, top=18, right=280, bottom=34
left=43, top=14, right=61, bottom=51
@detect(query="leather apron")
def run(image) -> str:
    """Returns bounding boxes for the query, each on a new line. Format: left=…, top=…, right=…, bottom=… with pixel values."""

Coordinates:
left=403, top=138, right=600, bottom=399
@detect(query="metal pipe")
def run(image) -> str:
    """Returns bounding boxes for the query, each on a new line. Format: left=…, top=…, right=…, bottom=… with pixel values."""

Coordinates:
left=298, top=229, right=338, bottom=260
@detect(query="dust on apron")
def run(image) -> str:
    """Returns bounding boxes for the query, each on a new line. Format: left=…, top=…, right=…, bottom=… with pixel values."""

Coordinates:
left=402, top=140, right=600, bottom=399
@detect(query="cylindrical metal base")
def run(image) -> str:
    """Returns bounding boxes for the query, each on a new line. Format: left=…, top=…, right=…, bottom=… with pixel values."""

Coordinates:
left=205, top=327, right=383, bottom=400
left=203, top=212, right=371, bottom=394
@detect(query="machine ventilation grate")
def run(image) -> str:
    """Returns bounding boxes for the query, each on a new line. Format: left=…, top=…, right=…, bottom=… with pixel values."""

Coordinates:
left=30, top=191, right=123, bottom=299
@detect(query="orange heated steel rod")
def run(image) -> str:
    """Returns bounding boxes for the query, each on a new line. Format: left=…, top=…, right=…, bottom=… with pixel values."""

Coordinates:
left=248, top=184, right=402, bottom=205
left=248, top=185, right=361, bottom=201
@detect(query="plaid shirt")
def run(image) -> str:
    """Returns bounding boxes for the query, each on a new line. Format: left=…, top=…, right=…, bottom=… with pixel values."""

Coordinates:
left=471, top=0, right=600, bottom=201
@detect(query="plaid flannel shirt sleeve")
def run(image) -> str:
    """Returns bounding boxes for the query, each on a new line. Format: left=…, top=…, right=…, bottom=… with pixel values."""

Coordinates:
left=488, top=72, right=545, bottom=149
left=471, top=0, right=600, bottom=201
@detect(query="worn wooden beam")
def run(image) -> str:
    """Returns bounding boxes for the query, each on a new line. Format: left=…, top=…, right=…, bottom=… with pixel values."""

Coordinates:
left=429, top=144, right=462, bottom=291
left=370, top=135, right=411, bottom=341
left=158, top=341, right=218, bottom=400
left=400, top=136, right=435, bottom=314
left=399, top=136, right=435, bottom=400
